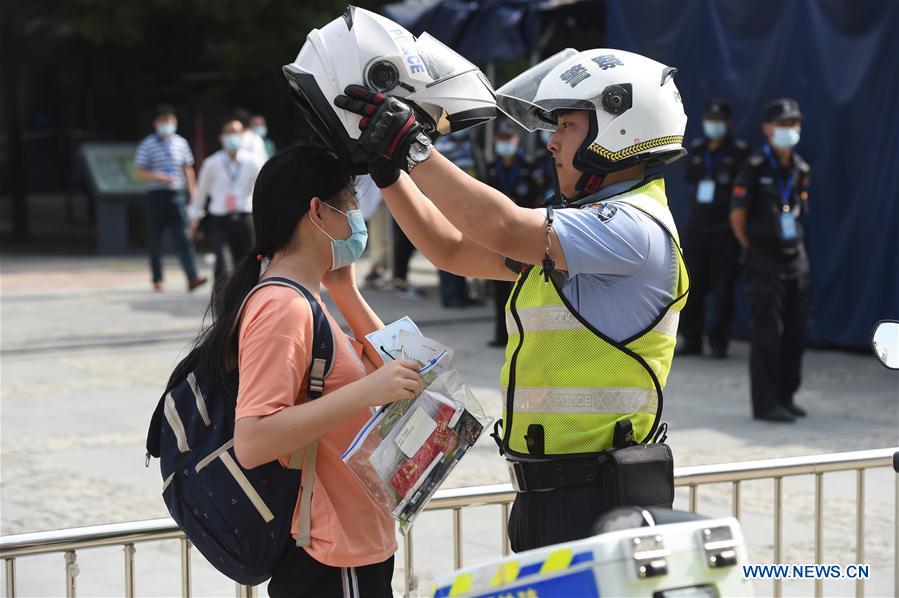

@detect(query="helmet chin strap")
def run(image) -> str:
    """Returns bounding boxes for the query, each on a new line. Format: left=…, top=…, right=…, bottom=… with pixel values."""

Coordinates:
left=570, top=172, right=605, bottom=203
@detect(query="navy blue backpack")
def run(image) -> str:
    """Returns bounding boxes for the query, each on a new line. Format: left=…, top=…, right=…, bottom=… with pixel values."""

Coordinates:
left=146, top=277, right=334, bottom=585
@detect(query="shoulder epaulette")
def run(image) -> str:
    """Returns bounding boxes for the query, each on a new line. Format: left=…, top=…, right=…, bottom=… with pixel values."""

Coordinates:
left=734, top=139, right=748, bottom=149
left=689, top=138, right=704, bottom=148
left=748, top=154, right=764, bottom=167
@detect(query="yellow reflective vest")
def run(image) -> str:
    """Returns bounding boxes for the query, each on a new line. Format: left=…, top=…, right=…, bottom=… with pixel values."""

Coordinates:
left=499, top=177, right=689, bottom=459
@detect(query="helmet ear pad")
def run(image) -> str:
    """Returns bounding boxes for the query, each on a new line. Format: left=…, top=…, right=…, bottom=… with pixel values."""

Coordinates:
left=572, top=109, right=605, bottom=176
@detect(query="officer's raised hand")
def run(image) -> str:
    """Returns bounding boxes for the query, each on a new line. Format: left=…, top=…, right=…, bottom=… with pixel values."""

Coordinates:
left=334, top=85, right=431, bottom=187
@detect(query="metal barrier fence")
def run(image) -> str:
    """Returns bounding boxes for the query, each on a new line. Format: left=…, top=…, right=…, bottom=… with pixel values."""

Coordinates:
left=2, top=447, right=896, bottom=598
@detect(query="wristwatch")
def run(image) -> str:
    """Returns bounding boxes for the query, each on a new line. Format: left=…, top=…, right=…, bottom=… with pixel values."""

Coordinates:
left=406, top=132, right=432, bottom=172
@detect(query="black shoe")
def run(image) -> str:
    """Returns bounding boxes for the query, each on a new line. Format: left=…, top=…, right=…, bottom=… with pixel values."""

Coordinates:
left=754, top=405, right=796, bottom=423
left=187, top=276, right=208, bottom=292
left=784, top=403, right=807, bottom=417
left=487, top=338, right=507, bottom=348
left=709, top=343, right=728, bottom=359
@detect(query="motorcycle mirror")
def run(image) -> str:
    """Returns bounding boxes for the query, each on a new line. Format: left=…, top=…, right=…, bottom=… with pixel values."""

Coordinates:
left=871, top=320, right=899, bottom=370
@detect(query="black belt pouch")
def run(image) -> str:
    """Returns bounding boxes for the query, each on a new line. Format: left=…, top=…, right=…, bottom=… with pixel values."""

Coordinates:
left=600, top=443, right=674, bottom=509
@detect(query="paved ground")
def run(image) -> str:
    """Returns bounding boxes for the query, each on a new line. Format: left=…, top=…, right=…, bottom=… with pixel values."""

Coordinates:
left=1, top=252, right=897, bottom=597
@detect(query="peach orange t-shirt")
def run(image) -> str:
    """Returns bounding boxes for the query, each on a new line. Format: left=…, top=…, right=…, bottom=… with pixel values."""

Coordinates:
left=235, top=285, right=396, bottom=568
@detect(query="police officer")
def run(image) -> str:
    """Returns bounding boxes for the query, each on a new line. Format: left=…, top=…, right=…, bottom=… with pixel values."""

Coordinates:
left=730, top=98, right=811, bottom=423
left=487, top=119, right=545, bottom=346
left=433, top=130, right=487, bottom=308
left=333, top=48, right=689, bottom=551
left=678, top=100, right=749, bottom=358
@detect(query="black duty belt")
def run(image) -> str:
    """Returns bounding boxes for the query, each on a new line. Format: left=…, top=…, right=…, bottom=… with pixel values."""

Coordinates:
left=509, top=457, right=602, bottom=492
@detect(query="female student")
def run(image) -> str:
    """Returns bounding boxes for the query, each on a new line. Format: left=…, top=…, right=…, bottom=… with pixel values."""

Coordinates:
left=191, top=145, right=421, bottom=597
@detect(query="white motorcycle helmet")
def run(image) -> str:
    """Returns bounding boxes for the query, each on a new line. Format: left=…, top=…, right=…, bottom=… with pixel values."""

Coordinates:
left=283, top=6, right=497, bottom=173
left=497, top=48, right=687, bottom=177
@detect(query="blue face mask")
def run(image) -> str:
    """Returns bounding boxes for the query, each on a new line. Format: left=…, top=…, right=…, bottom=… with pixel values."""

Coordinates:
left=539, top=130, right=554, bottom=144
left=312, top=203, right=368, bottom=270
left=155, top=122, right=176, bottom=137
left=252, top=126, right=268, bottom=138
left=495, top=139, right=518, bottom=157
left=222, top=134, right=242, bottom=152
left=702, top=120, right=727, bottom=140
left=771, top=126, right=800, bottom=149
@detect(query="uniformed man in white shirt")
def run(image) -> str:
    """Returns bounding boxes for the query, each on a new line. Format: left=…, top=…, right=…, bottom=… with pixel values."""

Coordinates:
left=189, top=119, right=265, bottom=281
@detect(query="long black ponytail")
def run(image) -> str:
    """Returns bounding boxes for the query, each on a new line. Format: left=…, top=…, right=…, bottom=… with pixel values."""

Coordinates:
left=167, top=145, right=354, bottom=395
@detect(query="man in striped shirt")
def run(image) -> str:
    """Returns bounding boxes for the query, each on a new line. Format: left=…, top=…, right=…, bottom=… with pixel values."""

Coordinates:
left=134, top=104, right=207, bottom=292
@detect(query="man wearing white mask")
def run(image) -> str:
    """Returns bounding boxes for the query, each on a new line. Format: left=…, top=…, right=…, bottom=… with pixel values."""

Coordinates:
left=134, top=104, right=207, bottom=293
left=730, top=98, right=811, bottom=423
left=189, top=118, right=265, bottom=282
left=232, top=108, right=269, bottom=163
left=249, top=114, right=276, bottom=158
left=678, top=100, right=749, bottom=358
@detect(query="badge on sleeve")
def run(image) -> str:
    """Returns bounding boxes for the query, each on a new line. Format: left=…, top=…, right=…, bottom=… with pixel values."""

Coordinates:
left=779, top=211, right=798, bottom=240
left=696, top=179, right=715, bottom=204
left=595, top=204, right=618, bottom=222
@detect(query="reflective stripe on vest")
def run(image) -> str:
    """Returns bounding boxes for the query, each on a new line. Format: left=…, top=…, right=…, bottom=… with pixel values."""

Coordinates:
left=501, top=386, right=658, bottom=414
left=499, top=177, right=689, bottom=459
left=507, top=305, right=680, bottom=338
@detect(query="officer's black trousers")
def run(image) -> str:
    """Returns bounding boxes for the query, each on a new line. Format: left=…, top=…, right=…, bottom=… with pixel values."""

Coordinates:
left=209, top=213, right=254, bottom=282
left=492, top=280, right=514, bottom=344
left=508, top=485, right=610, bottom=552
left=680, top=227, right=740, bottom=351
left=746, top=270, right=810, bottom=415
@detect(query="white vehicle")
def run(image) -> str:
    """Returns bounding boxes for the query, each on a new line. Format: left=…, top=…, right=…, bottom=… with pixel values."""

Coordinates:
left=429, top=507, right=752, bottom=597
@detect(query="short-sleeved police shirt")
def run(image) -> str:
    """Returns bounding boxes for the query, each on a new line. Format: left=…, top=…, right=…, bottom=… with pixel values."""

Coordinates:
left=536, top=178, right=678, bottom=342
left=731, top=146, right=810, bottom=275
left=134, top=134, right=195, bottom=191
left=684, top=135, right=750, bottom=230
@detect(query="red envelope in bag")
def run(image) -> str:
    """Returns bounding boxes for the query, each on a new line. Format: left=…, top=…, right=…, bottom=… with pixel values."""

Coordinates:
left=389, top=404, right=459, bottom=497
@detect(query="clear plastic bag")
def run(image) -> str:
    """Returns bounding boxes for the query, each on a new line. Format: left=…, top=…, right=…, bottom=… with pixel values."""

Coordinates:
left=342, top=364, right=492, bottom=532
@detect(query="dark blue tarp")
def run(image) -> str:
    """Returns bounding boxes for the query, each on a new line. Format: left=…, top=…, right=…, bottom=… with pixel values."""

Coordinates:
left=607, top=0, right=899, bottom=348
left=382, top=0, right=538, bottom=63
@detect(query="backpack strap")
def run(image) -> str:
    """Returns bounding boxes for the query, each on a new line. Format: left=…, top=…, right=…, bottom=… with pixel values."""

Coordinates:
left=296, top=441, right=319, bottom=546
left=231, top=276, right=335, bottom=548
left=231, top=277, right=335, bottom=380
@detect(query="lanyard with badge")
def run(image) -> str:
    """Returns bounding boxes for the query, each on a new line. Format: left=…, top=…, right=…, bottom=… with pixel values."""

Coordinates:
left=696, top=147, right=721, bottom=204
left=223, top=155, right=242, bottom=213
left=763, top=144, right=798, bottom=240
left=157, top=136, right=176, bottom=175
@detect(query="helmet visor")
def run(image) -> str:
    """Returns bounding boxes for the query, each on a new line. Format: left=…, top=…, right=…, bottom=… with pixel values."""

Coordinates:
left=415, top=33, right=479, bottom=84
left=496, top=48, right=591, bottom=131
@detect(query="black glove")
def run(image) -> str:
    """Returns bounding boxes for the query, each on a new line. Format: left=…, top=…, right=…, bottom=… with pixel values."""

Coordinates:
left=367, top=156, right=402, bottom=189
left=335, top=85, right=425, bottom=187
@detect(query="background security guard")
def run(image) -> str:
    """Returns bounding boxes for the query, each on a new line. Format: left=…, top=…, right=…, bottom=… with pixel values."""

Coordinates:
left=679, top=100, right=749, bottom=358
left=730, top=98, right=811, bottom=423
left=334, top=48, right=689, bottom=551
